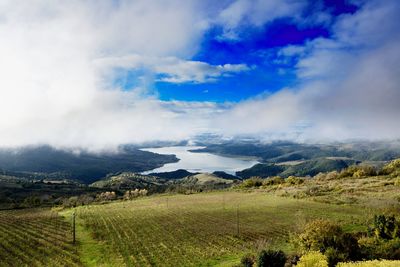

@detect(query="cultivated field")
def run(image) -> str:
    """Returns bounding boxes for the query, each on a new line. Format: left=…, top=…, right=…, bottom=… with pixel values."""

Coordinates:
left=71, top=191, right=372, bottom=266
left=0, top=208, right=80, bottom=267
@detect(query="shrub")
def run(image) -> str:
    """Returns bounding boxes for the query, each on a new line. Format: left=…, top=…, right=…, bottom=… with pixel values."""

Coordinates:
left=296, top=251, right=328, bottom=267
left=382, top=159, right=400, bottom=176
left=339, top=165, right=376, bottom=179
left=285, top=176, right=304, bottom=185
left=242, top=177, right=264, bottom=188
left=297, top=219, right=360, bottom=266
left=241, top=253, right=256, bottom=267
left=372, top=215, right=400, bottom=240
left=326, top=171, right=339, bottom=180
left=96, top=191, right=117, bottom=201
left=263, top=176, right=284, bottom=186
left=124, top=189, right=148, bottom=200
left=358, top=237, right=400, bottom=260
left=394, top=178, right=400, bottom=187
left=337, top=260, right=400, bottom=267
left=257, top=249, right=286, bottom=267
left=298, top=220, right=343, bottom=252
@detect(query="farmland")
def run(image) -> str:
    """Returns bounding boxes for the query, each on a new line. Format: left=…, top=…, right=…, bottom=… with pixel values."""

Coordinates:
left=0, top=208, right=80, bottom=267
left=0, top=186, right=398, bottom=266
left=68, top=191, right=371, bottom=266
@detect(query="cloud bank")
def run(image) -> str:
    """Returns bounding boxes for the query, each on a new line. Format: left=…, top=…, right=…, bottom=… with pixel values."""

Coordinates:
left=214, top=0, right=400, bottom=141
left=0, top=0, right=399, bottom=150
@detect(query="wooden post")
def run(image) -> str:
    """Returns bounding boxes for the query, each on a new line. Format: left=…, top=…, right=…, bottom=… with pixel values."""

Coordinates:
left=236, top=205, right=240, bottom=236
left=72, top=211, right=76, bottom=244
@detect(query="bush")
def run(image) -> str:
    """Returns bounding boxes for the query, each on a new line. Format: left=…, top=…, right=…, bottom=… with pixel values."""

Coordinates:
left=337, top=260, right=400, bottom=266
left=372, top=215, right=400, bottom=240
left=124, top=189, right=148, bottom=200
left=339, top=165, right=376, bottom=179
left=242, top=177, right=264, bottom=188
left=241, top=253, right=256, bottom=267
left=263, top=176, right=284, bottom=186
left=296, top=251, right=328, bottom=267
left=96, top=191, right=117, bottom=201
left=358, top=237, right=400, bottom=260
left=298, top=220, right=343, bottom=252
left=257, top=249, right=286, bottom=267
left=297, top=220, right=360, bottom=266
left=381, top=159, right=400, bottom=176
left=285, top=176, right=304, bottom=185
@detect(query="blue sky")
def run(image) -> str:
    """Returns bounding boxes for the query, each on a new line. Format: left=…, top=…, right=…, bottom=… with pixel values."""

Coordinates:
left=143, top=0, right=359, bottom=102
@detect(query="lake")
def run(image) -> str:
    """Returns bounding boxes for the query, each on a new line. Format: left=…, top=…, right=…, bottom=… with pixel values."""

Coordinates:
left=141, top=146, right=259, bottom=174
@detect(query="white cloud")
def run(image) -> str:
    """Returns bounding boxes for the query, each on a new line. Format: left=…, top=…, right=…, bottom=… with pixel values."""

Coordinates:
left=216, top=0, right=306, bottom=41
left=215, top=0, right=400, bottom=141
left=96, top=55, right=250, bottom=84
left=0, top=0, right=399, bottom=151
left=0, top=0, right=215, bottom=150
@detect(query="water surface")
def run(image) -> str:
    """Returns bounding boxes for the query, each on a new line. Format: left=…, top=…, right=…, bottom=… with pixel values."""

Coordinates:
left=141, top=146, right=258, bottom=174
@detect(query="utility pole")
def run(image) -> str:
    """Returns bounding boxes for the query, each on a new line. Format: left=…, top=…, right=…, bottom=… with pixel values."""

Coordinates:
left=236, top=205, right=240, bottom=236
left=72, top=211, right=76, bottom=244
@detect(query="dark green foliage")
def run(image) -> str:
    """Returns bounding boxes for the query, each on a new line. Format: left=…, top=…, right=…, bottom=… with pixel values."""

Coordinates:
left=149, top=169, right=196, bottom=179
left=372, top=215, right=400, bottom=240
left=298, top=216, right=400, bottom=265
left=282, top=159, right=353, bottom=177
left=0, top=145, right=178, bottom=183
left=257, top=250, right=286, bottom=267
left=285, top=176, right=304, bottom=185
left=263, top=176, right=284, bottom=186
left=358, top=237, right=400, bottom=260
left=241, top=253, right=255, bottom=267
left=339, top=165, right=377, bottom=178
left=236, top=164, right=285, bottom=179
left=241, top=177, right=264, bottom=188
left=298, top=219, right=360, bottom=266
left=212, top=171, right=241, bottom=180
left=193, top=141, right=400, bottom=162
left=237, top=159, right=357, bottom=179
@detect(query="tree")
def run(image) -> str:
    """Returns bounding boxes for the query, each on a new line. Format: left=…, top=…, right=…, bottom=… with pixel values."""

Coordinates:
left=256, top=250, right=286, bottom=267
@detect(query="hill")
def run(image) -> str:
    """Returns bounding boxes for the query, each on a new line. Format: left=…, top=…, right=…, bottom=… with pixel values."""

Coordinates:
left=192, top=140, right=400, bottom=163
left=236, top=158, right=357, bottom=178
left=0, top=145, right=178, bottom=183
left=149, top=169, right=196, bottom=179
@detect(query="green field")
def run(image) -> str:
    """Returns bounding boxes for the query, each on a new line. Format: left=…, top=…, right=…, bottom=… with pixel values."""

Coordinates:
left=71, top=191, right=371, bottom=266
left=0, top=208, right=80, bottom=267
left=0, top=190, right=395, bottom=266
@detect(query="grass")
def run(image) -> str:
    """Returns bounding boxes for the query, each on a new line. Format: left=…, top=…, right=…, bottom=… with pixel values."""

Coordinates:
left=0, top=208, right=81, bottom=267
left=71, top=191, right=371, bottom=266
left=1, top=184, right=397, bottom=266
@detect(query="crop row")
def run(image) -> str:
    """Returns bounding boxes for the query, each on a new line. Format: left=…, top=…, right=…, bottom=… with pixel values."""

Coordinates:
left=0, top=209, right=81, bottom=267
left=76, top=192, right=367, bottom=266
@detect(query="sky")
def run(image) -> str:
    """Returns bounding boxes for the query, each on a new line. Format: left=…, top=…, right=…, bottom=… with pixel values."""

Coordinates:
left=0, top=0, right=399, bottom=151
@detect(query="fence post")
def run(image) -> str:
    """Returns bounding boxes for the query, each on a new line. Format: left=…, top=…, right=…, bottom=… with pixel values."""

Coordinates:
left=236, top=205, right=240, bottom=236
left=72, top=211, right=76, bottom=244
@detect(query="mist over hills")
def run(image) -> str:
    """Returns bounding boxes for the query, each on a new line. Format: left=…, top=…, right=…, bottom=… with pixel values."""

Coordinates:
left=0, top=140, right=399, bottom=184
left=0, top=145, right=178, bottom=184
